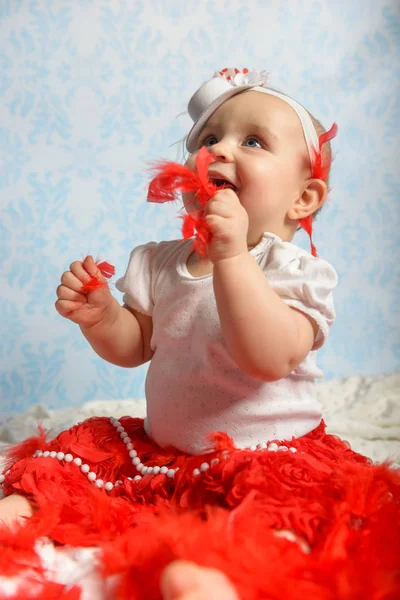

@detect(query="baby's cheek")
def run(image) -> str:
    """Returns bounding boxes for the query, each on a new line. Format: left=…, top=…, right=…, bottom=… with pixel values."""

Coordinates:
left=185, top=153, right=197, bottom=171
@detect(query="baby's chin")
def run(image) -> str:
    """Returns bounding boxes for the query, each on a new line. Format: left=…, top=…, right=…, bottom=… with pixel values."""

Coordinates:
left=182, top=189, right=243, bottom=212
left=181, top=191, right=199, bottom=212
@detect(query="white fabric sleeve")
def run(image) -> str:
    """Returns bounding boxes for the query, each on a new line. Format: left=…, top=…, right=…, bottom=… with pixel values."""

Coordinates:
left=115, top=242, right=158, bottom=316
left=267, top=252, right=338, bottom=351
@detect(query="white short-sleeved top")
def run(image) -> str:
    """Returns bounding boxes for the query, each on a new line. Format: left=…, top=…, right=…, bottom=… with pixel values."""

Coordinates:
left=115, top=232, right=338, bottom=454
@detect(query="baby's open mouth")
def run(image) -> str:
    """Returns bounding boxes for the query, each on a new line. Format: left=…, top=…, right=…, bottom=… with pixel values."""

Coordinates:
left=209, top=177, right=237, bottom=192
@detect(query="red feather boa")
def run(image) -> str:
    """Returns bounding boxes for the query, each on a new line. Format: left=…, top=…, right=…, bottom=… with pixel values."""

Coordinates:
left=1, top=417, right=399, bottom=599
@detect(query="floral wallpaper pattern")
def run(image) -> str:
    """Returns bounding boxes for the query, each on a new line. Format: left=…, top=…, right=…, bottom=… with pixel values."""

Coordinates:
left=0, top=0, right=399, bottom=414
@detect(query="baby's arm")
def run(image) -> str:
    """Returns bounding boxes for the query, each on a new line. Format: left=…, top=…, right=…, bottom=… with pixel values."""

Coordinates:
left=80, top=303, right=154, bottom=367
left=0, top=261, right=154, bottom=526
left=213, top=252, right=317, bottom=382
left=56, top=256, right=153, bottom=368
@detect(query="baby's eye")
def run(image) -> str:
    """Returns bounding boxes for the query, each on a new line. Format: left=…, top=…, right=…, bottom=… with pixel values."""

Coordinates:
left=244, top=137, right=262, bottom=148
left=203, top=135, right=218, bottom=147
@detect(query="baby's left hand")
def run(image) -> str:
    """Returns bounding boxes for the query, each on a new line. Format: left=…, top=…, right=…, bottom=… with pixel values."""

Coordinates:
left=204, top=188, right=249, bottom=263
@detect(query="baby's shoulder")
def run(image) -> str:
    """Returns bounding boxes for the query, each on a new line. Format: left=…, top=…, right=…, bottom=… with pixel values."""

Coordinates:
left=259, top=235, right=309, bottom=268
left=152, top=238, right=188, bottom=261
left=135, top=238, right=190, bottom=275
left=258, top=234, right=337, bottom=278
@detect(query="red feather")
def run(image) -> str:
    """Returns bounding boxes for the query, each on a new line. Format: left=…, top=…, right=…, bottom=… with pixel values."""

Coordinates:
left=2, top=424, right=48, bottom=472
left=147, top=163, right=201, bottom=203
left=299, top=215, right=318, bottom=257
left=180, top=213, right=197, bottom=239
left=304, top=122, right=338, bottom=257
left=311, top=123, right=338, bottom=182
left=80, top=258, right=115, bottom=292
left=148, top=148, right=218, bottom=257
left=97, top=261, right=115, bottom=279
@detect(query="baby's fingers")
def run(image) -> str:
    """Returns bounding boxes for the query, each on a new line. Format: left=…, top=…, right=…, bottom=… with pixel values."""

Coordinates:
left=82, top=255, right=101, bottom=278
left=55, top=298, right=85, bottom=319
left=69, top=258, right=96, bottom=285
left=68, top=257, right=108, bottom=293
left=55, top=283, right=86, bottom=318
left=56, top=283, right=87, bottom=304
left=60, top=269, right=89, bottom=293
left=82, top=255, right=110, bottom=281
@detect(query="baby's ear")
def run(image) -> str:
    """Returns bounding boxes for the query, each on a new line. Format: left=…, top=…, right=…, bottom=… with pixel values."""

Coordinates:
left=287, top=179, right=327, bottom=221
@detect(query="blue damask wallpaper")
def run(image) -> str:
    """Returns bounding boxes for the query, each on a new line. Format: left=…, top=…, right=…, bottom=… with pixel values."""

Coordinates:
left=0, top=0, right=399, bottom=415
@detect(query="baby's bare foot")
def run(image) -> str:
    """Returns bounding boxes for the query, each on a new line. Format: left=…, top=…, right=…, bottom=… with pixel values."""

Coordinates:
left=0, top=494, right=34, bottom=528
left=160, top=560, right=239, bottom=600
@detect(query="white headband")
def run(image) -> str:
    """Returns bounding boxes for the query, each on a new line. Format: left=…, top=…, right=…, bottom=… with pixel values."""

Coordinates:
left=186, top=69, right=319, bottom=164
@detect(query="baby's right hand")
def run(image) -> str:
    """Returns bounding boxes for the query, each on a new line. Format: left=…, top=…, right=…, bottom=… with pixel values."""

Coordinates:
left=55, top=256, right=115, bottom=329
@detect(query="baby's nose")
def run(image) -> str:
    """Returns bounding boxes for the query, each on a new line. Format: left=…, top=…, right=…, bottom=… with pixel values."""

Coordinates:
left=209, top=143, right=233, bottom=162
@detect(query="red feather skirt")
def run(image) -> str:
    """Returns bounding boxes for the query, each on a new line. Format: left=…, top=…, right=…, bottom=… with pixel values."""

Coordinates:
left=1, top=416, right=399, bottom=599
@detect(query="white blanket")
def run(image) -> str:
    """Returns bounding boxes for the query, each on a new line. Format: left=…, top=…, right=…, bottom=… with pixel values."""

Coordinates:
left=1, top=371, right=399, bottom=465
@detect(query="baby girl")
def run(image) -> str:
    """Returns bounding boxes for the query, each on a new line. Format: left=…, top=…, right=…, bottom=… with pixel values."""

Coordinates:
left=1, top=69, right=398, bottom=600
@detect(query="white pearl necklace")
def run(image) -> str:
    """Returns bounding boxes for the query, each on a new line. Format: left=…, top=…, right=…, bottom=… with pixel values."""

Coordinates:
left=0, top=417, right=297, bottom=492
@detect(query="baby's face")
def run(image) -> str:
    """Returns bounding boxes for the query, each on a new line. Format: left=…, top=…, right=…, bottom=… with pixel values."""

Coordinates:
left=185, top=91, right=311, bottom=245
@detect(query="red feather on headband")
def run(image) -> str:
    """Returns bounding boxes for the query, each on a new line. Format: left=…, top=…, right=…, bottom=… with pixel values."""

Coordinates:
left=299, top=122, right=338, bottom=257
left=310, top=123, right=338, bottom=182
left=148, top=124, right=338, bottom=258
